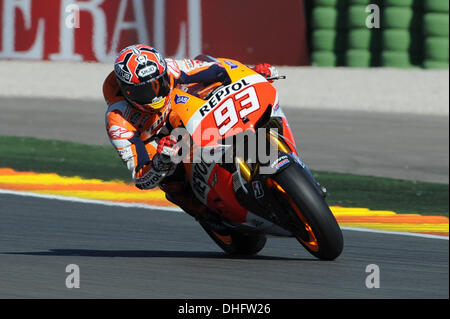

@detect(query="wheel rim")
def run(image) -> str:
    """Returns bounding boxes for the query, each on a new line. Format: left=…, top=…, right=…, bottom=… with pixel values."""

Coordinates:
left=268, top=179, right=320, bottom=252
left=212, top=231, right=232, bottom=245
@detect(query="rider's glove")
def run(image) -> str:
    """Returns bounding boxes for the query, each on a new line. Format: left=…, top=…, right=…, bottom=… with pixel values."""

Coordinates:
left=152, top=135, right=180, bottom=172
left=253, top=63, right=279, bottom=83
left=135, top=165, right=159, bottom=190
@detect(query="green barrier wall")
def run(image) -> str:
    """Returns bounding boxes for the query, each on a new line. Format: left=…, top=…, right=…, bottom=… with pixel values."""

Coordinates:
left=307, top=0, right=449, bottom=68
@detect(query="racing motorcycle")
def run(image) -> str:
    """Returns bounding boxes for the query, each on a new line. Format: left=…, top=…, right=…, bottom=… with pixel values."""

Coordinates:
left=163, top=56, right=343, bottom=260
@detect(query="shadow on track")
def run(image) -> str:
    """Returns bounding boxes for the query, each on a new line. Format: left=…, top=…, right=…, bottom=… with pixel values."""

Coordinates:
left=2, top=249, right=315, bottom=261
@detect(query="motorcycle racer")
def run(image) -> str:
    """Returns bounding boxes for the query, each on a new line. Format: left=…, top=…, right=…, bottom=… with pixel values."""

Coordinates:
left=103, top=44, right=278, bottom=216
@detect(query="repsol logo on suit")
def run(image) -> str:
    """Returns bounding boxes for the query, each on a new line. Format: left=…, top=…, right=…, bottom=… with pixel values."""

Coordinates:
left=138, top=171, right=163, bottom=189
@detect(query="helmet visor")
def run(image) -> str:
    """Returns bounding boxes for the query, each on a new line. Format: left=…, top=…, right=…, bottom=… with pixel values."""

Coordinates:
left=121, top=72, right=171, bottom=110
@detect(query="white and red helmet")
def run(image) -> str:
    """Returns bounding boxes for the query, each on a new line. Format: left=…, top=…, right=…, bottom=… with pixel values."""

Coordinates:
left=114, top=44, right=172, bottom=112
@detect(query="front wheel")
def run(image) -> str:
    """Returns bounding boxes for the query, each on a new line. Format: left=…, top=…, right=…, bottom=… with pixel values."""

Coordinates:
left=270, top=164, right=344, bottom=260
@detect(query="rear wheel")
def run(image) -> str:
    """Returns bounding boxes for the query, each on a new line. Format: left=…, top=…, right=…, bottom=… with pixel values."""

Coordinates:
left=270, top=164, right=344, bottom=260
left=200, top=223, right=267, bottom=256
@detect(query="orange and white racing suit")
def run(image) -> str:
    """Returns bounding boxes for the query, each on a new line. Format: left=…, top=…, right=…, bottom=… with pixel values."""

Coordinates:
left=103, top=58, right=230, bottom=190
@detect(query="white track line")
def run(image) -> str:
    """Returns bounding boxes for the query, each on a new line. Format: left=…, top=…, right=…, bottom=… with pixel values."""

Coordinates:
left=1, top=188, right=448, bottom=240
left=0, top=189, right=183, bottom=212
left=340, top=226, right=448, bottom=240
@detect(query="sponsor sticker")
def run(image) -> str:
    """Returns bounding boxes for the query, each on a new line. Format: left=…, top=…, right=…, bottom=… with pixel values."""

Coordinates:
left=166, top=58, right=181, bottom=78
left=109, top=125, right=133, bottom=139
left=191, top=161, right=215, bottom=204
left=270, top=156, right=287, bottom=168
left=117, top=147, right=133, bottom=161
left=224, top=60, right=238, bottom=69
left=252, top=180, right=264, bottom=199
left=114, top=64, right=132, bottom=82
left=129, top=112, right=141, bottom=125
left=138, top=171, right=164, bottom=189
left=145, top=107, right=170, bottom=135
left=276, top=158, right=289, bottom=170
left=270, top=155, right=290, bottom=170
left=175, top=94, right=190, bottom=104
left=185, top=74, right=266, bottom=135
left=138, top=64, right=157, bottom=78
left=198, top=78, right=251, bottom=117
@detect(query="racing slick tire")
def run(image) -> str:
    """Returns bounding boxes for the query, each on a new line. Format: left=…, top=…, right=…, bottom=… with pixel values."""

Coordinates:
left=271, top=164, right=344, bottom=260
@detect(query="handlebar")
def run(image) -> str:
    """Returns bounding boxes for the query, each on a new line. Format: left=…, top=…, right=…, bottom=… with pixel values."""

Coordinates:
left=266, top=75, right=287, bottom=81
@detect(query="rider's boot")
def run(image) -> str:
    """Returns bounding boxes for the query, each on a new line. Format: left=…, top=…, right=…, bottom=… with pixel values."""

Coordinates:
left=159, top=164, right=207, bottom=218
left=160, top=165, right=230, bottom=235
left=163, top=183, right=230, bottom=235
left=164, top=185, right=207, bottom=218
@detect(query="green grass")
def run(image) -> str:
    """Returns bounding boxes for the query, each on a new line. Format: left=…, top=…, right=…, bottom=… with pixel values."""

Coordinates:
left=0, top=136, right=130, bottom=182
left=313, top=171, right=448, bottom=216
left=0, top=136, right=448, bottom=217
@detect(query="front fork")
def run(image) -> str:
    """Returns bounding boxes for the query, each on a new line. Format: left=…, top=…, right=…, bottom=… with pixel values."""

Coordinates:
left=233, top=130, right=327, bottom=221
left=236, top=130, right=324, bottom=197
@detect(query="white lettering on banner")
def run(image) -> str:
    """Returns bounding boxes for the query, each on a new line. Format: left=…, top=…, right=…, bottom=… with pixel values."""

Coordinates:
left=52, top=0, right=149, bottom=62
left=50, top=0, right=83, bottom=61
left=173, top=21, right=187, bottom=60
left=0, top=0, right=45, bottom=59
left=187, top=0, right=201, bottom=58
left=0, top=0, right=203, bottom=62
left=109, top=0, right=149, bottom=58
left=168, top=0, right=202, bottom=59
left=51, top=0, right=113, bottom=61
left=153, top=0, right=166, bottom=56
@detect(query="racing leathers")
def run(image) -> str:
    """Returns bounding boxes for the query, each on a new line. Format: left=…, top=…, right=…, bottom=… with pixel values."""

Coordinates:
left=104, top=58, right=277, bottom=192
left=104, top=58, right=231, bottom=190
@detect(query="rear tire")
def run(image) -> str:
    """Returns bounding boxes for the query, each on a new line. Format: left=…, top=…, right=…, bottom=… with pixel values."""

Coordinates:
left=272, top=164, right=344, bottom=260
left=200, top=223, right=267, bottom=256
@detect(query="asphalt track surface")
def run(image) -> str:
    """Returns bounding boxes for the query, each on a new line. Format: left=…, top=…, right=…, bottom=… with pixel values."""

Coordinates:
left=0, top=97, right=448, bottom=298
left=0, top=194, right=448, bottom=299
left=0, top=97, right=448, bottom=183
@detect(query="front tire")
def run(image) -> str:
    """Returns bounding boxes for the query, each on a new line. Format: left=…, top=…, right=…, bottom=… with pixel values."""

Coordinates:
left=271, top=164, right=344, bottom=260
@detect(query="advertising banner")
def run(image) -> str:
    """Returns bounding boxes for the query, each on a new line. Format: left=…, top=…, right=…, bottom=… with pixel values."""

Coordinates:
left=0, top=0, right=309, bottom=65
